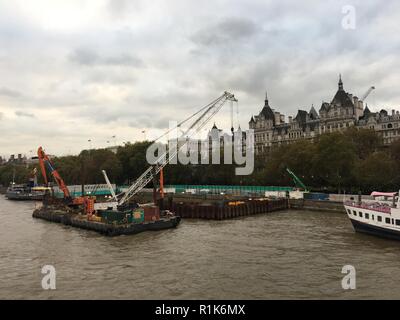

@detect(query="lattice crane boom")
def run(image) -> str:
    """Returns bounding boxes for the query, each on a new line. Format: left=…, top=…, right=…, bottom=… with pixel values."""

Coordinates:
left=118, top=91, right=237, bottom=206
left=360, top=86, right=375, bottom=102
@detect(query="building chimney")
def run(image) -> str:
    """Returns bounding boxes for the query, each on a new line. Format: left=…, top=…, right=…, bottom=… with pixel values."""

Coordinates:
left=353, top=96, right=359, bottom=106
left=280, top=114, right=285, bottom=123
left=288, top=116, right=293, bottom=124
left=274, top=112, right=281, bottom=125
left=392, top=110, right=396, bottom=116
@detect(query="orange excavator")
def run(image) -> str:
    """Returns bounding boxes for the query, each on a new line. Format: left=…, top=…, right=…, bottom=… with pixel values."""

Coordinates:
left=37, top=147, right=95, bottom=216
left=38, top=146, right=71, bottom=202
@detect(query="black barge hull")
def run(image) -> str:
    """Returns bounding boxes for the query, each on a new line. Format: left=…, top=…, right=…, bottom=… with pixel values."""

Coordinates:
left=33, top=208, right=181, bottom=236
left=350, top=218, right=400, bottom=241
left=6, top=194, right=44, bottom=201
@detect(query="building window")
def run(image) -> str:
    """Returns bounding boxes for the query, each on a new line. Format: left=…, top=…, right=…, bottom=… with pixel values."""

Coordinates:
left=385, top=217, right=391, bottom=224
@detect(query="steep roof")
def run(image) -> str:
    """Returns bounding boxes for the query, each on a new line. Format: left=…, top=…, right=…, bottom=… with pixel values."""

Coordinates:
left=330, top=75, right=354, bottom=108
left=259, top=93, right=275, bottom=122
left=295, top=110, right=309, bottom=124
left=319, top=102, right=330, bottom=112
left=331, top=89, right=354, bottom=108
left=309, top=105, right=319, bottom=120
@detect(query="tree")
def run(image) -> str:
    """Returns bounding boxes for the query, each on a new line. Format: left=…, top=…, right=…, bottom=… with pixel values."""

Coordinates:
left=344, top=127, right=382, bottom=159
left=312, top=132, right=357, bottom=192
left=354, top=151, right=397, bottom=192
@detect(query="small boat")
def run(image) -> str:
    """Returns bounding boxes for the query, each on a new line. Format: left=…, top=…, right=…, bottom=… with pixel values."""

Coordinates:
left=344, top=192, right=400, bottom=241
left=6, top=184, right=49, bottom=201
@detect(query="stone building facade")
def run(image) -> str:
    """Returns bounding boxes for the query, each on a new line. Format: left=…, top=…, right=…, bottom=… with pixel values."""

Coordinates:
left=249, top=76, right=400, bottom=155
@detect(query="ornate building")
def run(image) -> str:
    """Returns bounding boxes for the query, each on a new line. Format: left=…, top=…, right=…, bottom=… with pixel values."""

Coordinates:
left=249, top=76, right=400, bottom=155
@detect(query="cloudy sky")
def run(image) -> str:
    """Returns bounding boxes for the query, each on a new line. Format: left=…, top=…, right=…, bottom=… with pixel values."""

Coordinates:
left=0, top=0, right=399, bottom=158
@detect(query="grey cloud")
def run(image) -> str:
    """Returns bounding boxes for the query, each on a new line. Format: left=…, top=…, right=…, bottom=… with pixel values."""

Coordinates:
left=107, top=0, right=142, bottom=18
left=0, top=0, right=400, bottom=157
left=69, top=48, right=144, bottom=68
left=191, top=17, right=259, bottom=46
left=15, top=111, right=35, bottom=118
left=0, top=87, right=22, bottom=98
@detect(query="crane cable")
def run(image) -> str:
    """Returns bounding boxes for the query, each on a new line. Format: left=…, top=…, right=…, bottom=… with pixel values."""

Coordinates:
left=151, top=94, right=227, bottom=143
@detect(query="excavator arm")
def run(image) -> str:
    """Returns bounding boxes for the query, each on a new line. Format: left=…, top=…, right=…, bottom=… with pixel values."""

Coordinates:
left=38, top=146, right=71, bottom=200
left=286, top=168, right=308, bottom=192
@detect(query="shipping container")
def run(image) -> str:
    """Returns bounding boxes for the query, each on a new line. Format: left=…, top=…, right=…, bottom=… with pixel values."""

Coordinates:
left=143, top=206, right=160, bottom=222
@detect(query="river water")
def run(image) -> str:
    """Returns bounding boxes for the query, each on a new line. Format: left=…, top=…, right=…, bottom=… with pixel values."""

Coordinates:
left=1, top=195, right=400, bottom=299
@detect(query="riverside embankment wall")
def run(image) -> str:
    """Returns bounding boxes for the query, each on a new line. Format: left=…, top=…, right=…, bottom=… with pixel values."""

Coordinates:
left=289, top=198, right=346, bottom=213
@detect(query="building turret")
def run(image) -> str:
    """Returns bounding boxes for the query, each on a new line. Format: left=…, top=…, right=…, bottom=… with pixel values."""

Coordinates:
left=338, top=74, right=344, bottom=91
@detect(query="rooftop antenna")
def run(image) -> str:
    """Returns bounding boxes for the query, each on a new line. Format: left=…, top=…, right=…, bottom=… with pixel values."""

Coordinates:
left=230, top=99, right=234, bottom=133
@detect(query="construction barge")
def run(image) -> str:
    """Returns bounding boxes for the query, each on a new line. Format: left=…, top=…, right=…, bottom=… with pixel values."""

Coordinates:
left=33, top=205, right=181, bottom=236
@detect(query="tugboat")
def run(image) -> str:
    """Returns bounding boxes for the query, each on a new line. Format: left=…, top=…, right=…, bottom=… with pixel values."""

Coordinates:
left=6, top=184, right=48, bottom=201
left=344, top=192, right=400, bottom=240
left=5, top=168, right=49, bottom=201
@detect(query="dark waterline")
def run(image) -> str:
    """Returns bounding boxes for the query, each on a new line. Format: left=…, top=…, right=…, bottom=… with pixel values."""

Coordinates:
left=1, top=195, right=400, bottom=299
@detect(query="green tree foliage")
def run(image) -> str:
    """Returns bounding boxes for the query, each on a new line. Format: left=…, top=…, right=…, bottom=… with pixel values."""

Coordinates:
left=0, top=128, right=398, bottom=193
left=354, top=151, right=398, bottom=193
left=116, top=141, right=153, bottom=184
left=0, top=164, right=33, bottom=186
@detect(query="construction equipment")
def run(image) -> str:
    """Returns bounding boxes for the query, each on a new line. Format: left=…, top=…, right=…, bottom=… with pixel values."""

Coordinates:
left=360, top=86, right=375, bottom=102
left=102, top=170, right=118, bottom=202
left=38, top=146, right=71, bottom=201
left=117, top=91, right=237, bottom=209
left=286, top=168, right=308, bottom=192
left=38, top=146, right=95, bottom=214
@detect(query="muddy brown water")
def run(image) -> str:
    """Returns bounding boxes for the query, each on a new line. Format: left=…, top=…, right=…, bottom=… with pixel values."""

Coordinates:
left=1, top=195, right=399, bottom=299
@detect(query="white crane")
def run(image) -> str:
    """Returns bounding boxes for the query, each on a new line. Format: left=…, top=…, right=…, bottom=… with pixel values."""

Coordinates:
left=101, top=170, right=118, bottom=202
left=117, top=91, right=237, bottom=209
left=360, top=86, right=375, bottom=102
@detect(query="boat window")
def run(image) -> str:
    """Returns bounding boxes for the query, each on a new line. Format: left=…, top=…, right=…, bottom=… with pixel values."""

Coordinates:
left=347, top=209, right=351, bottom=215
left=378, top=216, right=382, bottom=222
left=372, top=215, right=374, bottom=220
left=396, top=220, right=400, bottom=226
left=353, top=210, right=357, bottom=216
left=365, top=213, right=369, bottom=219
left=385, top=217, right=391, bottom=224
left=359, top=212, right=363, bottom=218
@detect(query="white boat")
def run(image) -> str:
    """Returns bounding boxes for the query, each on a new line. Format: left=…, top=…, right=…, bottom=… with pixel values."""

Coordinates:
left=344, top=192, right=400, bottom=240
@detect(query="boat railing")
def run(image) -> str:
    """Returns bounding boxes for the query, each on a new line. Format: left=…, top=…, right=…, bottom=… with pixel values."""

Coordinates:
left=344, top=200, right=392, bottom=214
